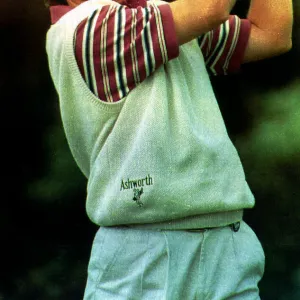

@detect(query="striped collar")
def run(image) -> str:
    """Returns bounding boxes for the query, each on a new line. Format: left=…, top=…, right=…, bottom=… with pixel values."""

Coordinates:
left=50, top=5, right=73, bottom=24
left=50, top=0, right=147, bottom=24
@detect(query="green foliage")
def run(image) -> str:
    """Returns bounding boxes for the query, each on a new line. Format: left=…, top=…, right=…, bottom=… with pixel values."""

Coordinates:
left=237, top=80, right=300, bottom=200
left=235, top=80, right=300, bottom=300
left=10, top=252, right=87, bottom=300
left=27, top=124, right=86, bottom=204
left=239, top=80, right=300, bottom=165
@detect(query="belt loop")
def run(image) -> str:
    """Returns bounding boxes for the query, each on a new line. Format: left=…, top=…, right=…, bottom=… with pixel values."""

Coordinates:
left=230, top=222, right=241, bottom=232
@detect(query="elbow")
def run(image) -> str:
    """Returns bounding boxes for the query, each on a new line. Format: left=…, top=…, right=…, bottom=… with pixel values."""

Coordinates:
left=275, top=38, right=293, bottom=56
left=271, top=23, right=293, bottom=55
left=265, top=29, right=293, bottom=57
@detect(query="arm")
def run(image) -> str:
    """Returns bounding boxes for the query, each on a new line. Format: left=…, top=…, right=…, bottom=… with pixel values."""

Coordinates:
left=169, top=0, right=237, bottom=45
left=243, top=0, right=293, bottom=62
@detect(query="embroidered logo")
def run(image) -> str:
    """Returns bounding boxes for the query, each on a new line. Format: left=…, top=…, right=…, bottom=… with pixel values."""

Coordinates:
left=120, top=174, right=153, bottom=207
left=133, top=188, right=144, bottom=207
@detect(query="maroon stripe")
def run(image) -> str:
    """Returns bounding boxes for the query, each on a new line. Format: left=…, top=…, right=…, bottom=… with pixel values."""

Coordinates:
left=227, top=18, right=251, bottom=73
left=211, top=25, right=221, bottom=54
left=150, top=5, right=163, bottom=67
left=123, top=8, right=136, bottom=93
left=90, top=9, right=105, bottom=100
left=75, top=19, right=88, bottom=82
left=126, top=0, right=147, bottom=8
left=200, top=36, right=210, bottom=59
left=135, top=7, right=147, bottom=83
left=159, top=4, right=179, bottom=60
left=104, top=6, right=119, bottom=102
left=50, top=5, right=72, bottom=24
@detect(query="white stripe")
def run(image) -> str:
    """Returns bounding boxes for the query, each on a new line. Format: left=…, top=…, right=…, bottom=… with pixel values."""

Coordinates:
left=206, top=24, right=225, bottom=68
left=210, top=19, right=230, bottom=75
left=130, top=9, right=140, bottom=84
left=224, top=16, right=240, bottom=74
left=73, top=26, right=78, bottom=50
left=113, top=6, right=124, bottom=99
left=82, top=19, right=91, bottom=88
left=207, top=31, right=213, bottom=57
left=101, top=5, right=115, bottom=102
left=153, top=3, right=168, bottom=63
left=89, top=10, right=101, bottom=96
left=199, top=34, right=208, bottom=51
left=141, top=8, right=150, bottom=76
left=120, top=7, right=129, bottom=95
left=100, top=6, right=110, bottom=101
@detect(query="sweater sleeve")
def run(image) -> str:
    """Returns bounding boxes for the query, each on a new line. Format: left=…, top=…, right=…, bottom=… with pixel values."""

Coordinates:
left=74, top=2, right=179, bottom=102
left=197, top=15, right=251, bottom=76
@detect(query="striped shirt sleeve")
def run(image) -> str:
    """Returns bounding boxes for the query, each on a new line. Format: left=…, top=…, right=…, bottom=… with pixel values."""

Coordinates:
left=74, top=2, right=179, bottom=102
left=197, top=15, right=251, bottom=76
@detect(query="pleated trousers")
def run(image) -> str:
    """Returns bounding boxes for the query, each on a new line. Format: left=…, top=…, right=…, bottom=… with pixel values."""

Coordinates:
left=84, top=221, right=265, bottom=300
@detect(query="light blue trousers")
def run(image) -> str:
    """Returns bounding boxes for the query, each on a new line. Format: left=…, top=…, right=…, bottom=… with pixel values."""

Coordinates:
left=84, top=221, right=265, bottom=299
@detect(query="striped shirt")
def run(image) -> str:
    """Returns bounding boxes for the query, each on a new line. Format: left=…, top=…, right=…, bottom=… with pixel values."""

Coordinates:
left=198, top=15, right=250, bottom=76
left=50, top=2, right=251, bottom=103
left=74, top=2, right=178, bottom=102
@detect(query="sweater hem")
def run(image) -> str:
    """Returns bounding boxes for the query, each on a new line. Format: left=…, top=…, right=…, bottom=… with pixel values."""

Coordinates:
left=124, top=210, right=243, bottom=230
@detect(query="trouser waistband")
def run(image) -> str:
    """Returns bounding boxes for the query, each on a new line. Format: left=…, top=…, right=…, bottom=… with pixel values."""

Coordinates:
left=186, top=222, right=241, bottom=233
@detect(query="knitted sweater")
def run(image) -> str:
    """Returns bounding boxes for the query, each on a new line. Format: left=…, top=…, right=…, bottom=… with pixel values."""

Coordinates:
left=46, top=0, right=254, bottom=229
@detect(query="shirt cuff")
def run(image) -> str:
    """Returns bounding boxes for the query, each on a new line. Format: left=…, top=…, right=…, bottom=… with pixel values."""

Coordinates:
left=159, top=4, right=180, bottom=60
left=228, top=19, right=251, bottom=73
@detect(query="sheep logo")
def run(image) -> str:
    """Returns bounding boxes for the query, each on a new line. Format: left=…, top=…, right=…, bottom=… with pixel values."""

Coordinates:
left=133, top=188, right=144, bottom=207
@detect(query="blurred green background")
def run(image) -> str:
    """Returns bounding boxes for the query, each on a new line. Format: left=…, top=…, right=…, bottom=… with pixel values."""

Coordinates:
left=1, top=0, right=299, bottom=299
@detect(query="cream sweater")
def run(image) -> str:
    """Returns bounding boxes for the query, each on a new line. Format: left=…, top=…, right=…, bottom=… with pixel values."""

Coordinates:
left=46, top=1, right=254, bottom=229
